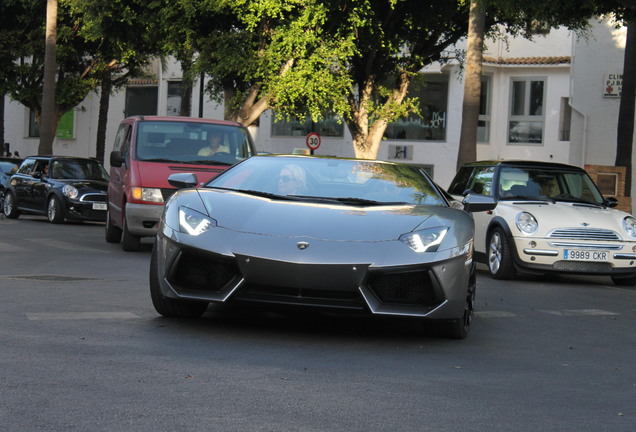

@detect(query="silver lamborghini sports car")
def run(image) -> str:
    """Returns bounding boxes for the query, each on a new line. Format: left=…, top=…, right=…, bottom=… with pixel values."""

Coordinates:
left=150, top=155, right=495, bottom=338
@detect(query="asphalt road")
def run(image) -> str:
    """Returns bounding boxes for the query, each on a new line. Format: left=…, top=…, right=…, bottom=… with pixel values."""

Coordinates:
left=0, top=215, right=635, bottom=432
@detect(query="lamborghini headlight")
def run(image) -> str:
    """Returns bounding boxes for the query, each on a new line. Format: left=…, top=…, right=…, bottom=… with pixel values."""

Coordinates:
left=178, top=206, right=216, bottom=236
left=516, top=211, right=538, bottom=234
left=399, top=227, right=449, bottom=252
left=623, top=216, right=636, bottom=239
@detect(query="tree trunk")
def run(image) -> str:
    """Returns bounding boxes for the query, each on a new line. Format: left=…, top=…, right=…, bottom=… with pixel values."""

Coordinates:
left=39, top=0, right=58, bottom=155
left=347, top=72, right=411, bottom=160
left=179, top=58, right=193, bottom=117
left=0, top=92, right=5, bottom=152
left=456, top=0, right=486, bottom=170
left=95, top=75, right=111, bottom=163
left=616, top=22, right=635, bottom=198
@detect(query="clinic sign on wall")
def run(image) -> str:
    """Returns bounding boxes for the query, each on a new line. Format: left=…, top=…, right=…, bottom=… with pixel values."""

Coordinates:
left=603, top=73, right=622, bottom=98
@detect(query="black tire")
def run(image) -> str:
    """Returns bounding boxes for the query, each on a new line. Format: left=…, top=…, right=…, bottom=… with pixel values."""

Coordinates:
left=487, top=227, right=516, bottom=280
left=104, top=210, right=122, bottom=243
left=122, top=217, right=141, bottom=251
left=611, top=275, right=636, bottom=286
left=47, top=195, right=65, bottom=224
left=427, top=267, right=476, bottom=340
left=3, top=191, right=20, bottom=219
left=149, top=244, right=208, bottom=318
left=0, top=188, right=5, bottom=214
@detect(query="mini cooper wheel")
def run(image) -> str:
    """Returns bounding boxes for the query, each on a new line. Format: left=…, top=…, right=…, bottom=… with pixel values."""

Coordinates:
left=149, top=245, right=209, bottom=318
left=105, top=210, right=122, bottom=243
left=3, top=191, right=20, bottom=219
left=47, top=196, right=65, bottom=224
left=487, top=227, right=516, bottom=280
left=122, top=217, right=141, bottom=251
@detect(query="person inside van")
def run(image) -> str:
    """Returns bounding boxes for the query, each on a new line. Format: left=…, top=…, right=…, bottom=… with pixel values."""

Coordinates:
left=198, top=131, right=222, bottom=156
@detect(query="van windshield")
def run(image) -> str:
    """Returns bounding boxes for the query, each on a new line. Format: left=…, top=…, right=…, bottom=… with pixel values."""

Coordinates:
left=135, top=121, right=254, bottom=166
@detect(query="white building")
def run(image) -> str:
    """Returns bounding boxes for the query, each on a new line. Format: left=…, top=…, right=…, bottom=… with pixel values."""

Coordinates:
left=3, top=18, right=632, bottom=210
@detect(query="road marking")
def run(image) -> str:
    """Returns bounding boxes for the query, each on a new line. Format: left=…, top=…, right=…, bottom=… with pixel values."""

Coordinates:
left=475, top=311, right=518, bottom=318
left=539, top=309, right=619, bottom=316
left=26, top=312, right=140, bottom=320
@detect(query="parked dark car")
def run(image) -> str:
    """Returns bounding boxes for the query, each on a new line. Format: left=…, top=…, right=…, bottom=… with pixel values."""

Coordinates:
left=150, top=154, right=496, bottom=339
left=3, top=156, right=109, bottom=223
left=0, top=156, right=23, bottom=213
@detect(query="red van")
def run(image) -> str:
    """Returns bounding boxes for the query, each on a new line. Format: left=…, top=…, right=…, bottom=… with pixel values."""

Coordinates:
left=105, top=116, right=255, bottom=251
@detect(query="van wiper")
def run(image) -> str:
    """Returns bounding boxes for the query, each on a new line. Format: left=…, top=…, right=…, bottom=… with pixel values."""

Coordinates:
left=500, top=195, right=552, bottom=202
left=182, top=160, right=233, bottom=166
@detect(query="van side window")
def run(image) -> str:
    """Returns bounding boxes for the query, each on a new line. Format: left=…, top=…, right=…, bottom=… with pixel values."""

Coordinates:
left=113, top=124, right=130, bottom=153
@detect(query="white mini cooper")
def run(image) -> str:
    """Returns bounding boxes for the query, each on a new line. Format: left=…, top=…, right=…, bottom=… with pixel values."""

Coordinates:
left=448, top=160, right=636, bottom=285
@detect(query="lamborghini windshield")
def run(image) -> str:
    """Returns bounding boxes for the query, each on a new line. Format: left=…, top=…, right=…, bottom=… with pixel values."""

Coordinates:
left=207, top=155, right=447, bottom=206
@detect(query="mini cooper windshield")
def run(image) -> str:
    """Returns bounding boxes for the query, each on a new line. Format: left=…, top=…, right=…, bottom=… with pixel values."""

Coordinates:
left=497, top=166, right=604, bottom=205
left=206, top=156, right=447, bottom=206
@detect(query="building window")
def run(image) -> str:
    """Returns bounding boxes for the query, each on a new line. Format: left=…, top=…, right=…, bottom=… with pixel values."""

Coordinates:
left=477, top=76, right=491, bottom=143
left=167, top=81, right=182, bottom=116
left=28, top=109, right=40, bottom=138
left=271, top=115, right=344, bottom=137
left=508, top=78, right=545, bottom=144
left=384, top=74, right=448, bottom=141
left=125, top=86, right=158, bottom=118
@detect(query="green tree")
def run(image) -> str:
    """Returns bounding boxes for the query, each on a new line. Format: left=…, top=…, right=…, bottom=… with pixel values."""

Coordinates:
left=8, top=0, right=101, bottom=154
left=67, top=0, right=163, bottom=161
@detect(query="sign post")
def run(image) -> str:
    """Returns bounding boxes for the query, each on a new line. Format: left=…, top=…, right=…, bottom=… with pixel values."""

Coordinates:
left=305, top=132, right=321, bottom=155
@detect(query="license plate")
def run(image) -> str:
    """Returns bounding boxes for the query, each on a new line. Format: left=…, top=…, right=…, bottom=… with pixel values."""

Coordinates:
left=92, top=203, right=107, bottom=211
left=564, top=250, right=609, bottom=261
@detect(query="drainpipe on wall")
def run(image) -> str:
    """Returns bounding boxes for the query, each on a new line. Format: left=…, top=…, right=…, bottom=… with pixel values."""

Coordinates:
left=568, top=100, right=588, bottom=168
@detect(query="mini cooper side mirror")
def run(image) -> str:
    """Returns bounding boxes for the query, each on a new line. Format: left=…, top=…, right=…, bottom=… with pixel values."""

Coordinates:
left=168, top=173, right=199, bottom=189
left=604, top=197, right=618, bottom=208
left=462, top=193, right=497, bottom=213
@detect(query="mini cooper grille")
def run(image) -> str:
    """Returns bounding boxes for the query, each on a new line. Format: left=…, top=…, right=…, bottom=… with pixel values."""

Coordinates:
left=170, top=250, right=236, bottom=292
left=80, top=193, right=106, bottom=202
left=367, top=270, right=442, bottom=306
left=553, top=261, right=613, bottom=272
left=548, top=228, right=620, bottom=241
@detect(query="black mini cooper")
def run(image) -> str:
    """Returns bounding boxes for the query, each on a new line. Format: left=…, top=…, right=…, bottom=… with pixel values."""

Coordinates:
left=3, top=156, right=109, bottom=223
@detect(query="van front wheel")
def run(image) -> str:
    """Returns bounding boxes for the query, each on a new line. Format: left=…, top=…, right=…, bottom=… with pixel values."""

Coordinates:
left=122, top=217, right=141, bottom=251
left=105, top=210, right=122, bottom=243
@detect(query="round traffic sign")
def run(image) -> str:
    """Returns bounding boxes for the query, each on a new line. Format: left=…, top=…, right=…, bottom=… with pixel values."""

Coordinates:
left=306, top=132, right=321, bottom=151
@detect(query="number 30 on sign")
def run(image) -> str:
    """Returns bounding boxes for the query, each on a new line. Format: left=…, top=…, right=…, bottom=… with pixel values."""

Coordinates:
left=306, top=132, right=321, bottom=152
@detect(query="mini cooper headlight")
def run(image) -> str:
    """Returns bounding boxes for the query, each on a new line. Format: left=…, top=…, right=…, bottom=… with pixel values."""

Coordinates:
left=623, top=216, right=636, bottom=239
left=516, top=212, right=538, bottom=234
left=178, top=206, right=216, bottom=236
left=399, top=227, right=449, bottom=253
left=132, top=187, right=164, bottom=203
left=63, top=185, right=78, bottom=198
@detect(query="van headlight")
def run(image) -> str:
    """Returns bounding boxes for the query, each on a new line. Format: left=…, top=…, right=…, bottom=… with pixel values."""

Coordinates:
left=178, top=206, right=216, bottom=235
left=399, top=227, right=448, bottom=252
left=132, top=187, right=163, bottom=203
left=516, top=212, right=538, bottom=234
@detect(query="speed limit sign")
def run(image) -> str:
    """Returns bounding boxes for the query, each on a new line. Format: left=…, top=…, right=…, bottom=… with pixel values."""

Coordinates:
left=306, top=132, right=321, bottom=153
